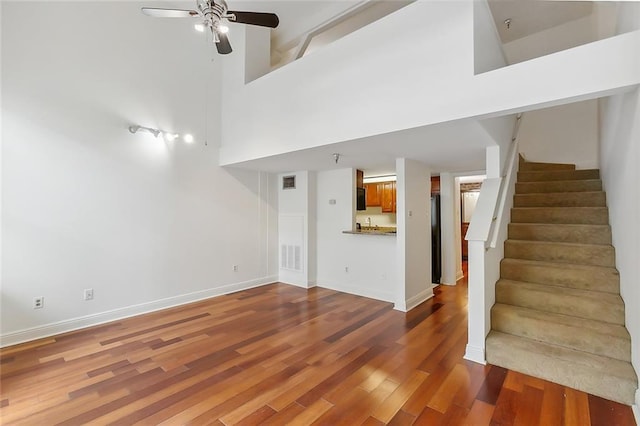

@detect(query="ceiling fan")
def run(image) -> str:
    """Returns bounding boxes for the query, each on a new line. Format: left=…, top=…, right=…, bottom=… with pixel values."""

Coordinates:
left=142, top=0, right=279, bottom=55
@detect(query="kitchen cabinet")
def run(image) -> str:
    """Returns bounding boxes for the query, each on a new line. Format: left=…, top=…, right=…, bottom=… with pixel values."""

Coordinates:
left=381, top=181, right=396, bottom=213
left=365, top=183, right=381, bottom=207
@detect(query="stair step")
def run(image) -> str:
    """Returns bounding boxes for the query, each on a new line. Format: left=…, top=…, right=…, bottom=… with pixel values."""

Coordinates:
left=486, top=331, right=637, bottom=405
left=495, top=280, right=624, bottom=324
left=491, top=303, right=630, bottom=361
left=504, top=240, right=615, bottom=267
left=516, top=179, right=602, bottom=194
left=511, top=207, right=608, bottom=225
left=508, top=223, right=611, bottom=245
left=517, top=169, right=600, bottom=182
left=513, top=191, right=606, bottom=207
left=519, top=162, right=576, bottom=172
left=501, top=258, right=619, bottom=293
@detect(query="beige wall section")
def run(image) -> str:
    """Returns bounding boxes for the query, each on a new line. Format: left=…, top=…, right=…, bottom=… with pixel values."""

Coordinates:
left=395, top=158, right=433, bottom=311
left=518, top=100, right=599, bottom=169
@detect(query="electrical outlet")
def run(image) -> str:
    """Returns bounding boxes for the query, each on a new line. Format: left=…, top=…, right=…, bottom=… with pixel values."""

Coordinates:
left=33, top=297, right=44, bottom=309
left=233, top=265, right=239, bottom=272
left=84, top=288, right=94, bottom=301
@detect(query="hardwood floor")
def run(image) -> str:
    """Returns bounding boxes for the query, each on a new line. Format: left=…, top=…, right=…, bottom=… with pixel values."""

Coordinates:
left=0, top=274, right=636, bottom=425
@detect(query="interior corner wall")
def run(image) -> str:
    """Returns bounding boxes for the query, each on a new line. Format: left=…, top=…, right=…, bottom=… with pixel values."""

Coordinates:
left=244, top=25, right=271, bottom=83
left=1, top=2, right=277, bottom=346
left=396, top=158, right=433, bottom=311
left=518, top=100, right=600, bottom=169
left=473, top=0, right=507, bottom=74
left=599, top=88, right=640, bottom=407
left=315, top=168, right=396, bottom=303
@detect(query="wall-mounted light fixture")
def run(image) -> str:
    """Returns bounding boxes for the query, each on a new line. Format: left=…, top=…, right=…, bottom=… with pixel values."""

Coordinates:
left=129, top=125, right=193, bottom=144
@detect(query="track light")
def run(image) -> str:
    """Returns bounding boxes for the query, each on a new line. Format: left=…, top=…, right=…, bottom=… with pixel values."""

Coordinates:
left=129, top=125, right=193, bottom=144
left=129, top=125, right=160, bottom=138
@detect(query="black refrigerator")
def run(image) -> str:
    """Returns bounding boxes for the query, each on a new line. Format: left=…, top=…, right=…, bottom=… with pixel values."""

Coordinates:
left=431, top=194, right=442, bottom=284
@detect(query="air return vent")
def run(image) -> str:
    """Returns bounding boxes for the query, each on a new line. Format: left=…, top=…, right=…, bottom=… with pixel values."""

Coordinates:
left=282, top=175, right=296, bottom=190
left=281, top=244, right=302, bottom=271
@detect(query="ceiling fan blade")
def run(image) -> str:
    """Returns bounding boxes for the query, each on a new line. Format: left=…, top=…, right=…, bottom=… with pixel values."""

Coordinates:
left=227, top=11, right=279, bottom=28
left=141, top=8, right=199, bottom=18
left=216, top=33, right=233, bottom=55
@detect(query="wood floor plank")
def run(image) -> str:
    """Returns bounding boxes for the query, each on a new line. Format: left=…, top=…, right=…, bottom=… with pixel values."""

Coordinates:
left=565, top=387, right=592, bottom=426
left=463, top=399, right=495, bottom=426
left=0, top=280, right=634, bottom=425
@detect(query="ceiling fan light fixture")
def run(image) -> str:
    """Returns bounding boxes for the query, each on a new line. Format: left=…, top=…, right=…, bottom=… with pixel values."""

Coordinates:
left=183, top=134, right=194, bottom=143
left=194, top=23, right=206, bottom=32
left=218, top=24, right=229, bottom=34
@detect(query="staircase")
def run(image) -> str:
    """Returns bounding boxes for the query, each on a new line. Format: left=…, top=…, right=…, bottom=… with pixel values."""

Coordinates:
left=486, top=159, right=638, bottom=405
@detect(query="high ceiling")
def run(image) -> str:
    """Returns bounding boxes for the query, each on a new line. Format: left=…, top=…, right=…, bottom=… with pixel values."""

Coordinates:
left=156, top=1, right=610, bottom=175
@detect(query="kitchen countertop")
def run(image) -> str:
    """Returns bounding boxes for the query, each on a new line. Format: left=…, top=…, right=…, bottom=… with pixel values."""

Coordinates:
left=342, top=226, right=397, bottom=236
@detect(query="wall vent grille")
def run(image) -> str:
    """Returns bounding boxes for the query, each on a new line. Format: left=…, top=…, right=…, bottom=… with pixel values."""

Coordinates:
left=281, top=244, right=302, bottom=271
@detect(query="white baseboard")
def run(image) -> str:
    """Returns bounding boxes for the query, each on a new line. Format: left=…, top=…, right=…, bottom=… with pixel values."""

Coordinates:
left=407, top=288, right=435, bottom=311
left=463, top=344, right=487, bottom=365
left=394, top=288, right=435, bottom=312
left=316, top=280, right=393, bottom=304
left=0, top=276, right=277, bottom=348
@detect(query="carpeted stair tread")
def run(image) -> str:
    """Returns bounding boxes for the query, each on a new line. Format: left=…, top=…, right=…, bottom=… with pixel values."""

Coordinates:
left=517, top=169, right=600, bottom=182
left=508, top=223, right=611, bottom=245
left=500, top=258, right=619, bottom=293
left=504, top=239, right=615, bottom=267
left=495, top=279, right=624, bottom=324
left=514, top=191, right=606, bottom=207
left=519, top=162, right=576, bottom=171
left=516, top=179, right=602, bottom=194
left=486, top=331, right=637, bottom=405
left=511, top=207, right=608, bottom=225
left=491, top=303, right=630, bottom=361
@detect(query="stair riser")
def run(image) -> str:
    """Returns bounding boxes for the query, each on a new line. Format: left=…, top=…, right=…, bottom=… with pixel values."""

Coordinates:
left=518, top=169, right=600, bottom=182
left=516, top=180, right=602, bottom=194
left=491, top=308, right=629, bottom=361
left=495, top=283, right=624, bottom=325
left=513, top=192, right=606, bottom=208
left=511, top=208, right=608, bottom=225
left=519, top=163, right=576, bottom=172
left=486, top=336, right=636, bottom=405
left=508, top=224, right=611, bottom=245
left=500, top=261, right=620, bottom=293
left=504, top=242, right=615, bottom=267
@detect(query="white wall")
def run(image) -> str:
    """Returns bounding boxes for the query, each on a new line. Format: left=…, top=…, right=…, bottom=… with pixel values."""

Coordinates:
left=518, top=100, right=600, bottom=169
left=277, top=171, right=316, bottom=288
left=1, top=2, right=278, bottom=346
left=600, top=88, right=640, bottom=413
left=396, top=159, right=433, bottom=311
left=439, top=173, right=457, bottom=285
left=315, top=169, right=396, bottom=302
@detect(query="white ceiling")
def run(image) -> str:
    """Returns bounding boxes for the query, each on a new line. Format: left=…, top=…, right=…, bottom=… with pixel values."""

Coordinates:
left=226, top=119, right=494, bottom=176
left=488, top=0, right=594, bottom=44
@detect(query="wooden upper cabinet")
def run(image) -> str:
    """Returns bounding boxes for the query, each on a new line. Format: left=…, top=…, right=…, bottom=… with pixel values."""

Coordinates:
left=365, top=183, right=381, bottom=207
left=381, top=181, right=396, bottom=213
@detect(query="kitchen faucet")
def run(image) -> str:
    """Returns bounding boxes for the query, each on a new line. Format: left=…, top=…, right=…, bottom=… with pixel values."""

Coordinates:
left=366, top=217, right=371, bottom=227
